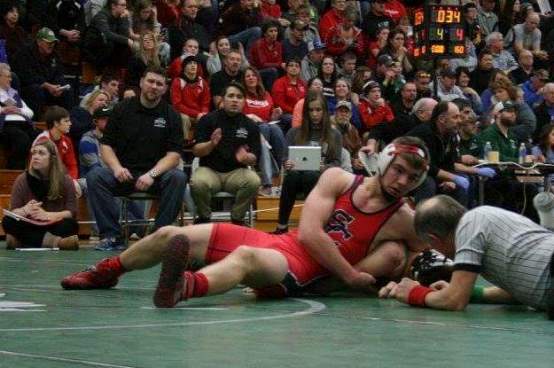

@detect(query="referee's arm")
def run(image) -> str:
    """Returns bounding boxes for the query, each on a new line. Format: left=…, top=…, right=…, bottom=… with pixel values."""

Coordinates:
left=424, top=270, right=477, bottom=310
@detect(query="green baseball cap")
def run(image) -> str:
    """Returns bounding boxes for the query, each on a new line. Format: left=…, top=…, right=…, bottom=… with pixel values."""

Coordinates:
left=36, top=27, right=59, bottom=43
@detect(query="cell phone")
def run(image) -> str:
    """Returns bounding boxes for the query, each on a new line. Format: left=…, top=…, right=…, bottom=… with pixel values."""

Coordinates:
left=59, top=84, right=71, bottom=91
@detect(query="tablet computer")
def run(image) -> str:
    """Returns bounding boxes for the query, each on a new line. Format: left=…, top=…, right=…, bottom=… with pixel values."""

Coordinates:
left=288, top=146, right=322, bottom=171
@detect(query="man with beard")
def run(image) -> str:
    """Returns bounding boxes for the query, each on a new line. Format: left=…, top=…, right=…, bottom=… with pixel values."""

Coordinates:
left=471, top=101, right=538, bottom=220
left=61, top=136, right=430, bottom=309
left=407, top=101, right=470, bottom=206
left=85, top=66, right=187, bottom=251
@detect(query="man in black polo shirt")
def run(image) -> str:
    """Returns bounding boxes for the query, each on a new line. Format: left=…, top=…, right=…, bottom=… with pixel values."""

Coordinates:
left=87, top=66, right=187, bottom=250
left=209, top=49, right=244, bottom=108
left=191, top=82, right=261, bottom=225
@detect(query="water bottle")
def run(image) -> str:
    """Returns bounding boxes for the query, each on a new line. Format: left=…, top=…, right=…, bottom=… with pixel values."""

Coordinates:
left=483, top=141, right=492, bottom=161
left=519, top=143, right=526, bottom=164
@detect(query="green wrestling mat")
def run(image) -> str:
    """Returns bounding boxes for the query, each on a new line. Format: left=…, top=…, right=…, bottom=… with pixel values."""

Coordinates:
left=0, top=247, right=553, bottom=368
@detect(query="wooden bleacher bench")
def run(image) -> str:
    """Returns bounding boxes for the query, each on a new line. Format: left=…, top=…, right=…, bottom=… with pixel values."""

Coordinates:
left=0, top=170, right=24, bottom=236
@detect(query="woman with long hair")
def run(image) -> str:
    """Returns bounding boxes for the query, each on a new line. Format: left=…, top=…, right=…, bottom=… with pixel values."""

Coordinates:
left=126, top=31, right=162, bottom=89
left=273, top=91, right=342, bottom=234
left=130, top=0, right=171, bottom=64
left=317, top=56, right=337, bottom=99
left=291, top=76, right=324, bottom=128
left=379, top=28, right=413, bottom=75
left=241, top=66, right=287, bottom=194
left=0, top=1, right=29, bottom=62
left=2, top=140, right=79, bottom=250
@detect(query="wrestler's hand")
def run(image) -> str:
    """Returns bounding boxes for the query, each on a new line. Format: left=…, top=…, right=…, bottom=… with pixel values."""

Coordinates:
left=345, top=271, right=376, bottom=292
left=378, top=281, right=397, bottom=298
left=388, top=277, right=420, bottom=304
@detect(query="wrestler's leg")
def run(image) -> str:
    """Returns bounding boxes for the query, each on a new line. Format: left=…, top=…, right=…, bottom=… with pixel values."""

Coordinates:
left=198, top=246, right=289, bottom=295
left=154, top=240, right=289, bottom=307
left=121, top=224, right=212, bottom=270
left=61, top=224, right=213, bottom=290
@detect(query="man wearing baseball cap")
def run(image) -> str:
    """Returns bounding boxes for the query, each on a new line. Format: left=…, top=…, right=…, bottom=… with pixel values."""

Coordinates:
left=471, top=100, right=539, bottom=220
left=12, top=27, right=73, bottom=116
left=301, top=40, right=326, bottom=81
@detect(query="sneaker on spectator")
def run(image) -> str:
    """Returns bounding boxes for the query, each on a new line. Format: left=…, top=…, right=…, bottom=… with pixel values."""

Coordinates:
left=94, top=238, right=126, bottom=251
left=258, top=186, right=273, bottom=196
left=129, top=233, right=141, bottom=241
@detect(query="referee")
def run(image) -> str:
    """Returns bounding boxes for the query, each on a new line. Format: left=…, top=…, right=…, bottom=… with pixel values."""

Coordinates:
left=379, top=195, right=554, bottom=320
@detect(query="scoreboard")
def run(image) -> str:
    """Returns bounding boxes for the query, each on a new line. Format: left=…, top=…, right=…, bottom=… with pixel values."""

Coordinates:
left=413, top=4, right=466, bottom=59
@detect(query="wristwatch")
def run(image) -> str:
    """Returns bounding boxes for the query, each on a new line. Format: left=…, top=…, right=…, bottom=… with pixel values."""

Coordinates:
left=148, top=168, right=160, bottom=179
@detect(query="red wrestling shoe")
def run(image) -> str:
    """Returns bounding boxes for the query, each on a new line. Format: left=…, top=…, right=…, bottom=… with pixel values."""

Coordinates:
left=60, top=258, right=122, bottom=289
left=153, top=235, right=191, bottom=308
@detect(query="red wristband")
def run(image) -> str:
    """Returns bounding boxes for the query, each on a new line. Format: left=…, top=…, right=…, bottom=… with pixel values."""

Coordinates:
left=408, top=285, right=433, bottom=307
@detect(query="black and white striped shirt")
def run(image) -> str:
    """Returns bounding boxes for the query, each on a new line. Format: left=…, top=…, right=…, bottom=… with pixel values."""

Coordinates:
left=455, top=206, right=554, bottom=310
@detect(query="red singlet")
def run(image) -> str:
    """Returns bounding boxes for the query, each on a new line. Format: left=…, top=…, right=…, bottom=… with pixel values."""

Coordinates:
left=206, top=175, right=404, bottom=295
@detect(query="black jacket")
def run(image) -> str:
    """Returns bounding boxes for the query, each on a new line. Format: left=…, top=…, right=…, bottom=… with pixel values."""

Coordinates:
left=12, top=42, right=65, bottom=89
left=168, top=16, right=210, bottom=60
left=407, top=122, right=459, bottom=178
left=533, top=102, right=554, bottom=142
left=194, top=109, right=261, bottom=173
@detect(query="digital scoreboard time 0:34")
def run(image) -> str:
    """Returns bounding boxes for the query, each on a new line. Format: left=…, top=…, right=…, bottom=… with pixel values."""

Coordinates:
left=413, top=5, right=466, bottom=59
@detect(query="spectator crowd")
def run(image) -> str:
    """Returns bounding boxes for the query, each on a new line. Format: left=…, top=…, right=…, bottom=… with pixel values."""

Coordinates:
left=2, top=0, right=554, bottom=247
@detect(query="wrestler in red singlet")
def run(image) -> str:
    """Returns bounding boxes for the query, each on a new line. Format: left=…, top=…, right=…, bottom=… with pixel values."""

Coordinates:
left=206, top=175, right=404, bottom=295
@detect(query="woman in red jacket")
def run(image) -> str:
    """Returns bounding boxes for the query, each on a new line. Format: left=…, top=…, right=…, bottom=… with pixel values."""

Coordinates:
left=170, top=54, right=211, bottom=140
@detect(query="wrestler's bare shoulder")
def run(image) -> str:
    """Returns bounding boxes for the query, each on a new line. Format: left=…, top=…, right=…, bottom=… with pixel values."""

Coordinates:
left=317, top=168, right=357, bottom=194
left=374, top=201, right=416, bottom=242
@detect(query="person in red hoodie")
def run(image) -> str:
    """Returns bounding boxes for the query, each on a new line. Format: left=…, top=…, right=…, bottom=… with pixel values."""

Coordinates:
left=167, top=38, right=206, bottom=80
left=170, top=54, right=211, bottom=141
left=33, top=106, right=78, bottom=180
left=324, top=6, right=364, bottom=58
left=318, top=0, right=346, bottom=40
left=271, top=57, right=307, bottom=130
left=33, top=105, right=82, bottom=197
left=250, top=20, right=283, bottom=90
left=359, top=80, right=394, bottom=133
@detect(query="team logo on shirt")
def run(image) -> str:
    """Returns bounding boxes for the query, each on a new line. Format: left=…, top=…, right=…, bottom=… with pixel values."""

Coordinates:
left=235, top=127, right=248, bottom=139
left=153, top=118, right=167, bottom=128
left=325, top=209, right=354, bottom=240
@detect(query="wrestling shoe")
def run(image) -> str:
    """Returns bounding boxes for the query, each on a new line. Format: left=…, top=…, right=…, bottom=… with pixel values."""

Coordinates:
left=60, top=258, right=122, bottom=289
left=153, top=235, right=191, bottom=308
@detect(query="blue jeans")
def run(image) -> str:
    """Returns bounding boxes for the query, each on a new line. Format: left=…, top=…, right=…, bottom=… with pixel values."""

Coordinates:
left=258, top=123, right=286, bottom=167
left=86, top=167, right=187, bottom=239
left=228, top=27, right=261, bottom=53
